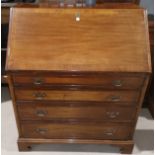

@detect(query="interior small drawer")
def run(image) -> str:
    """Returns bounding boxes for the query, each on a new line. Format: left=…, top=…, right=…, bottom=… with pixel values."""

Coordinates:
left=21, top=122, right=133, bottom=140
left=12, top=74, right=145, bottom=89
left=14, top=89, right=140, bottom=102
left=18, top=102, right=137, bottom=121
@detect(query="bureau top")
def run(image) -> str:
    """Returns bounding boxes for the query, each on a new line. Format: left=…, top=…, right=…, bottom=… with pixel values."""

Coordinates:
left=6, top=7, right=151, bottom=73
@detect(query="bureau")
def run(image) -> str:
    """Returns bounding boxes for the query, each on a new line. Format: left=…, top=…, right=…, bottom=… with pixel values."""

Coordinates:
left=6, top=5, right=151, bottom=154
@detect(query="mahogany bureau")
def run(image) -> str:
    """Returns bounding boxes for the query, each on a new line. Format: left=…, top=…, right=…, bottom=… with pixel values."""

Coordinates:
left=6, top=5, right=151, bottom=154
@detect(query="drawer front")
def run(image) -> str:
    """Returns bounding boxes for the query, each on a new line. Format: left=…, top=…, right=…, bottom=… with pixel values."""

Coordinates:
left=21, top=122, right=132, bottom=140
left=15, top=89, right=139, bottom=102
left=12, top=75, right=144, bottom=89
left=18, top=103, right=136, bottom=121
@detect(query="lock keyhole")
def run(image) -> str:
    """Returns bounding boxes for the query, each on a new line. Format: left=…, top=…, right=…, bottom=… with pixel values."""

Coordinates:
left=76, top=13, right=80, bottom=21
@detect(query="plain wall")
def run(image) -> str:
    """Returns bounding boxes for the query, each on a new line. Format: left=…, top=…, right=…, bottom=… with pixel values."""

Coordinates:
left=140, top=0, right=154, bottom=14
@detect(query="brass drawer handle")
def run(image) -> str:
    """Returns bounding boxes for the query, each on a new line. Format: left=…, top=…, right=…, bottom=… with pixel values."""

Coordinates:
left=36, top=128, right=48, bottom=134
left=105, top=129, right=115, bottom=136
left=112, top=80, right=123, bottom=87
left=33, top=92, right=46, bottom=100
left=36, top=110, right=47, bottom=117
left=33, top=78, right=44, bottom=85
left=106, top=112, right=120, bottom=118
left=110, top=96, right=121, bottom=102
left=105, top=132, right=113, bottom=136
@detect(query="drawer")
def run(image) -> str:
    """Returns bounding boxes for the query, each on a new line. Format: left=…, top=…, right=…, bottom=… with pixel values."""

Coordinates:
left=14, top=89, right=140, bottom=102
left=12, top=75, right=144, bottom=89
left=21, top=122, right=133, bottom=140
left=18, top=103, right=136, bottom=121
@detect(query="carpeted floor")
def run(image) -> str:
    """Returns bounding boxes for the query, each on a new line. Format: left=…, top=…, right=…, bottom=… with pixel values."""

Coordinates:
left=1, top=87, right=154, bottom=155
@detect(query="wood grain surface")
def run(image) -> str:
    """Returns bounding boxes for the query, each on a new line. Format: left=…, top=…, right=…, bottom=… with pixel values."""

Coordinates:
left=6, top=8, right=151, bottom=73
left=12, top=74, right=145, bottom=89
left=14, top=89, right=140, bottom=102
left=21, top=122, right=133, bottom=140
left=18, top=103, right=137, bottom=121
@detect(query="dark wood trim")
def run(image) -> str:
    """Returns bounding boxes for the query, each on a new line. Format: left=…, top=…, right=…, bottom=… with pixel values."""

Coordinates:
left=19, top=118, right=134, bottom=123
left=18, top=138, right=134, bottom=154
left=13, top=84, right=143, bottom=91
left=6, top=70, right=151, bottom=76
left=20, top=120, right=135, bottom=125
left=96, top=0, right=140, bottom=4
left=16, top=100, right=137, bottom=107
left=134, top=0, right=140, bottom=4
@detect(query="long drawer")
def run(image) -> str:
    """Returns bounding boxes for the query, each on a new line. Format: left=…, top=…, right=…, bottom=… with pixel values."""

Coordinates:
left=18, top=103, right=136, bottom=121
left=21, top=122, right=133, bottom=140
left=14, top=89, right=140, bottom=102
left=12, top=75, right=145, bottom=89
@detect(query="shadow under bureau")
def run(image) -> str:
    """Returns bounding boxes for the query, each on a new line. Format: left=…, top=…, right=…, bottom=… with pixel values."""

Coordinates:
left=6, top=5, right=151, bottom=154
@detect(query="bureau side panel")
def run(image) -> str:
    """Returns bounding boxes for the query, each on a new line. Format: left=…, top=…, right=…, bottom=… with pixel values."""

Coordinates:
left=7, top=75, right=22, bottom=137
left=131, top=74, right=151, bottom=136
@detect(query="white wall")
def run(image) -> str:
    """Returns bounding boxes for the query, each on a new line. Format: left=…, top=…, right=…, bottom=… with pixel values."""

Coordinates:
left=140, top=0, right=154, bottom=14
